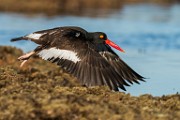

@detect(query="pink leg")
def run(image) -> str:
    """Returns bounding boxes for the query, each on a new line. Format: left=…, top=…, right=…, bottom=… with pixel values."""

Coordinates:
left=18, top=51, right=35, bottom=67
left=20, top=60, right=28, bottom=67
left=18, top=51, right=35, bottom=60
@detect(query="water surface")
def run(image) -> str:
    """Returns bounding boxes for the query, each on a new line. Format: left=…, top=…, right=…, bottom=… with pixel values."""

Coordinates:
left=0, top=4, right=180, bottom=96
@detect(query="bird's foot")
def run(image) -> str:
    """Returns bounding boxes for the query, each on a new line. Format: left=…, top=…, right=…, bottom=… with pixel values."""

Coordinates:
left=18, top=51, right=35, bottom=60
left=18, top=51, right=35, bottom=67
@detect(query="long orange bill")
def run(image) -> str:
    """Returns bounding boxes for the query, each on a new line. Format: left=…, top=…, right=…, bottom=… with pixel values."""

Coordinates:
left=105, top=39, right=125, bottom=53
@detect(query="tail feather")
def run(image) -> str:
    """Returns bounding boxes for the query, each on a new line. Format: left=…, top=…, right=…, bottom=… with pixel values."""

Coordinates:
left=11, top=37, right=26, bottom=42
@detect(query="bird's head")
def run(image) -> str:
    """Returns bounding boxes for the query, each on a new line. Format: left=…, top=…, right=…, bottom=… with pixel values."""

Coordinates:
left=89, top=32, right=125, bottom=53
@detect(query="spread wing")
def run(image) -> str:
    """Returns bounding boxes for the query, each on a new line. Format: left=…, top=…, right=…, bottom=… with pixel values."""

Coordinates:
left=37, top=40, right=143, bottom=91
left=11, top=26, right=87, bottom=45
left=98, top=44, right=145, bottom=84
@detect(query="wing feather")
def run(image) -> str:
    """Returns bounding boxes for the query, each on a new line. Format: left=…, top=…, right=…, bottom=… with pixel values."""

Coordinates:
left=37, top=43, right=144, bottom=91
left=99, top=50, right=145, bottom=85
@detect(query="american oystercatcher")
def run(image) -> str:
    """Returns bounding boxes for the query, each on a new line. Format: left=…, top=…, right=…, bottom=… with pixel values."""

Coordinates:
left=11, top=26, right=144, bottom=91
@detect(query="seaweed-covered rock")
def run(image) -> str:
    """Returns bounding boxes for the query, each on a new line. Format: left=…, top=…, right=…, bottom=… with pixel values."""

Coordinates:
left=0, top=46, right=180, bottom=120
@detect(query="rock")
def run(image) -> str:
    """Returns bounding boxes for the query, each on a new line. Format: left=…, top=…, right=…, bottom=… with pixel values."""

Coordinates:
left=0, top=46, right=180, bottom=120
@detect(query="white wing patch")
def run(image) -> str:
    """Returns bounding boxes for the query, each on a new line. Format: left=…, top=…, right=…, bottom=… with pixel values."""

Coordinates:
left=38, top=47, right=81, bottom=63
left=75, top=32, right=80, bottom=37
left=26, top=33, right=45, bottom=39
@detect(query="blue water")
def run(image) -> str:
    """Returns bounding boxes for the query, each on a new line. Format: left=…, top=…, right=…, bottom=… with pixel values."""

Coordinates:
left=0, top=4, right=180, bottom=96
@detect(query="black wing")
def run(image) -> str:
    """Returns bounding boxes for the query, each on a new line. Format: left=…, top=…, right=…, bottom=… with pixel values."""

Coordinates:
left=11, top=26, right=87, bottom=45
left=37, top=39, right=138, bottom=91
left=98, top=44, right=145, bottom=84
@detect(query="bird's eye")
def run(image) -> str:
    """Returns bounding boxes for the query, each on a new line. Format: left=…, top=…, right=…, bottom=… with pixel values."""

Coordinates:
left=99, top=35, right=104, bottom=39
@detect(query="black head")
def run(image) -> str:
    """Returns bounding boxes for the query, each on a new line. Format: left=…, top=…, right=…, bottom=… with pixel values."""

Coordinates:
left=88, top=32, right=108, bottom=44
left=88, top=32, right=125, bottom=53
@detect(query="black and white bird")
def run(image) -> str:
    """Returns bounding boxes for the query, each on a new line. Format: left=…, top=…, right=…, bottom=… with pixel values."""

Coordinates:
left=11, top=26, right=144, bottom=91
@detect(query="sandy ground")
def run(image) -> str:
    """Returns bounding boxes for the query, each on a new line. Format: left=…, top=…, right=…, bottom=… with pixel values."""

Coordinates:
left=0, top=46, right=180, bottom=120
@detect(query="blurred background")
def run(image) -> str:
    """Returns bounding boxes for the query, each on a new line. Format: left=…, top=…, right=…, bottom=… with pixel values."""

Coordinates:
left=0, top=0, right=180, bottom=96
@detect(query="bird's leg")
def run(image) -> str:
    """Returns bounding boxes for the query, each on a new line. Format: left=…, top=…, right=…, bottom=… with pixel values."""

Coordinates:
left=20, top=60, right=28, bottom=67
left=18, top=51, right=35, bottom=67
left=18, top=45, right=46, bottom=67
left=18, top=51, right=35, bottom=60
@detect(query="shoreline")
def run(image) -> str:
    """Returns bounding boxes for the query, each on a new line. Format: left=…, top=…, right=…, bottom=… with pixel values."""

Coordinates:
left=0, top=0, right=179, bottom=16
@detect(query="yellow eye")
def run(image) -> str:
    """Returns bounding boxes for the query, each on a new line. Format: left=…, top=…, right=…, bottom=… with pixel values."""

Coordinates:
left=99, top=35, right=104, bottom=39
